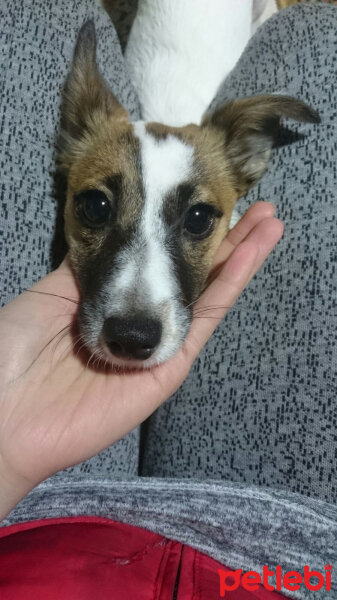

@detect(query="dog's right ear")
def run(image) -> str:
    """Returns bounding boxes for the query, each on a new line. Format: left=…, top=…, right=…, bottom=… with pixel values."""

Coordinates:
left=202, top=95, right=320, bottom=195
left=61, top=21, right=128, bottom=148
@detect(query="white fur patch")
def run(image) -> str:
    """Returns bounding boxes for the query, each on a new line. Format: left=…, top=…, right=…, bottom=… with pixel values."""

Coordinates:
left=125, top=0, right=253, bottom=126
left=133, top=121, right=194, bottom=303
left=134, top=122, right=194, bottom=204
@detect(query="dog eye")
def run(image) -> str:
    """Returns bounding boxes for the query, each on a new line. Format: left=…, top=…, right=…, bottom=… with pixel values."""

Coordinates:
left=183, top=203, right=219, bottom=239
left=74, top=190, right=112, bottom=229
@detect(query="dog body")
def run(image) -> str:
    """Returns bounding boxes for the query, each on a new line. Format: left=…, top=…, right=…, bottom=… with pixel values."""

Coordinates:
left=61, top=21, right=319, bottom=368
left=125, top=0, right=253, bottom=126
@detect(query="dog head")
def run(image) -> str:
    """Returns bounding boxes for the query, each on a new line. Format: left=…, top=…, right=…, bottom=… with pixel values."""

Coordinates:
left=60, top=21, right=319, bottom=368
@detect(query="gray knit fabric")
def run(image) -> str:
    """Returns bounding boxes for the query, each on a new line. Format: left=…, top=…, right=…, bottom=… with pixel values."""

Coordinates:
left=1, top=4, right=337, bottom=600
left=141, top=4, right=337, bottom=504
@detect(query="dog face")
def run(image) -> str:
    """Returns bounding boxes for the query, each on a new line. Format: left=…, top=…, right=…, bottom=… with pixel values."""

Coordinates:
left=60, top=21, right=319, bottom=368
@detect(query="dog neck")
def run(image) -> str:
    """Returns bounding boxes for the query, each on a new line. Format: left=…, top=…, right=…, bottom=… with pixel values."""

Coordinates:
left=125, top=0, right=253, bottom=126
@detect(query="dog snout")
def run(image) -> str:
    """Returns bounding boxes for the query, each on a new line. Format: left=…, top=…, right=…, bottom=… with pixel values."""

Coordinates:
left=103, top=315, right=162, bottom=361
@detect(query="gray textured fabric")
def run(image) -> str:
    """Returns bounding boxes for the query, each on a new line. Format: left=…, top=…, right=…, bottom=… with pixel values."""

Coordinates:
left=141, top=4, right=337, bottom=504
left=2, top=477, right=337, bottom=599
left=0, top=0, right=141, bottom=478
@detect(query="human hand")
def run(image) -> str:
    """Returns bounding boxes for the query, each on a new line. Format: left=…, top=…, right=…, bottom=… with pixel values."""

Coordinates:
left=0, top=201, right=283, bottom=518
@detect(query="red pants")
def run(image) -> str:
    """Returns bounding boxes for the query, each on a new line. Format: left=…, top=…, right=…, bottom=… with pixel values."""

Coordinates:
left=0, top=517, right=288, bottom=599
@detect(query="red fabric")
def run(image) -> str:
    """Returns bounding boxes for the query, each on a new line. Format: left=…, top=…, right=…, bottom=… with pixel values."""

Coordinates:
left=0, top=517, right=289, bottom=599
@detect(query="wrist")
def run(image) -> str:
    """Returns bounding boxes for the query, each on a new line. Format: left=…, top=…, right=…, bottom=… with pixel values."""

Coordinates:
left=0, top=455, right=35, bottom=522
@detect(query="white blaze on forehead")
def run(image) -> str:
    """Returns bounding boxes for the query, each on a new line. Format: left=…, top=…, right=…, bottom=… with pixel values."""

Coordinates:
left=133, top=121, right=194, bottom=303
left=133, top=121, right=194, bottom=199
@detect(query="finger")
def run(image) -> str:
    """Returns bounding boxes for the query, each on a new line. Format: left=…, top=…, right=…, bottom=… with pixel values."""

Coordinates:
left=185, top=217, right=283, bottom=360
left=242, top=215, right=284, bottom=277
left=212, top=201, right=276, bottom=270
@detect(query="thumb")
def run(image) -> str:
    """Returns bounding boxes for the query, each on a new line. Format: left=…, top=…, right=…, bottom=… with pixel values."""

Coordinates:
left=183, top=216, right=283, bottom=362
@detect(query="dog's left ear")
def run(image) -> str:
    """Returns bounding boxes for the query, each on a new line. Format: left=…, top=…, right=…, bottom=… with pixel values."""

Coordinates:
left=61, top=20, right=128, bottom=147
left=202, top=95, right=320, bottom=195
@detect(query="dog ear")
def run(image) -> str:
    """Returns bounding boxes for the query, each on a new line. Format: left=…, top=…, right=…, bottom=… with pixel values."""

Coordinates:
left=202, top=95, right=320, bottom=195
left=61, top=20, right=128, bottom=144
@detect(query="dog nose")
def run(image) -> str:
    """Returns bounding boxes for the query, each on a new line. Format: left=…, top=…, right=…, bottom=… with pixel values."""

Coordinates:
left=103, top=315, right=162, bottom=360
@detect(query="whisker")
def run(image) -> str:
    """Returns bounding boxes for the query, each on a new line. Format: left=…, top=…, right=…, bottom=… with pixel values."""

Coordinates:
left=93, top=355, right=103, bottom=370
left=192, top=315, right=229, bottom=320
left=57, top=332, right=83, bottom=363
left=193, top=304, right=233, bottom=315
left=184, top=296, right=202, bottom=310
left=193, top=303, right=233, bottom=310
left=15, top=323, right=72, bottom=380
left=49, top=327, right=74, bottom=366
left=71, top=332, right=84, bottom=345
left=86, top=350, right=97, bottom=370
left=75, top=340, right=89, bottom=359
left=54, top=327, right=71, bottom=350
left=27, top=290, right=79, bottom=305
left=91, top=352, right=101, bottom=370
left=39, top=324, right=72, bottom=358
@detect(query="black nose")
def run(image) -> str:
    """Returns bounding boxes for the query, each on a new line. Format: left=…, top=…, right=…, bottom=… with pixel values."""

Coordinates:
left=103, top=315, right=162, bottom=360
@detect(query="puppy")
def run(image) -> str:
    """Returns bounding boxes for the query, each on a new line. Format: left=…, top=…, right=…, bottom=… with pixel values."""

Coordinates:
left=60, top=21, right=319, bottom=369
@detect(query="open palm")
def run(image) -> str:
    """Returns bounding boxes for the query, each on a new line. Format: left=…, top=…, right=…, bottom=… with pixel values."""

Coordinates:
left=0, top=202, right=283, bottom=500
